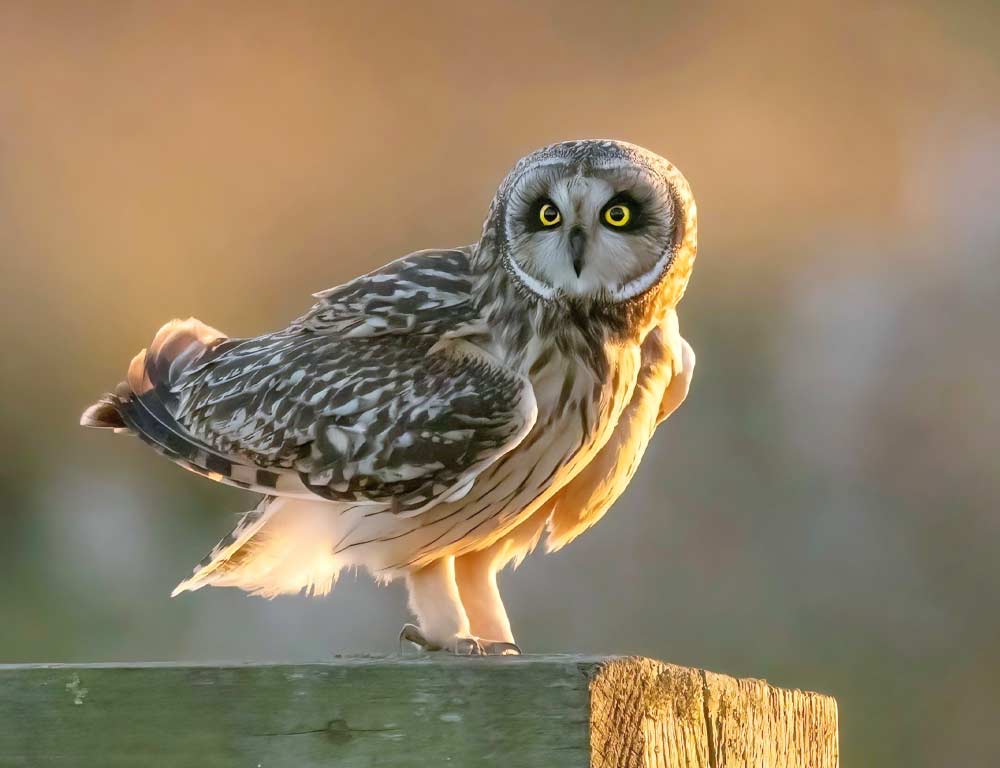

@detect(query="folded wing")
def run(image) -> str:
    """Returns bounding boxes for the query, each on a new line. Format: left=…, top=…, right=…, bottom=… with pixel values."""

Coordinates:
left=82, top=248, right=537, bottom=514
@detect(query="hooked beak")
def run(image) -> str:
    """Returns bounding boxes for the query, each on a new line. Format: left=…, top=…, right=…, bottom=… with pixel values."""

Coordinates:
left=569, top=227, right=587, bottom=277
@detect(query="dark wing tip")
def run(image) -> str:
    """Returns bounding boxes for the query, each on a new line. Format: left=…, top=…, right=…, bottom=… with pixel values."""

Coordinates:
left=80, top=394, right=128, bottom=429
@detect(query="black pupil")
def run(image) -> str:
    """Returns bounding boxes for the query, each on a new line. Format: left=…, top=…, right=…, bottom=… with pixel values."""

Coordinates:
left=542, top=206, right=557, bottom=222
left=609, top=206, right=625, bottom=221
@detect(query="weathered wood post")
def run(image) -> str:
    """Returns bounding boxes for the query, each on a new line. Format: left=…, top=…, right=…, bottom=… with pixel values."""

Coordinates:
left=0, top=656, right=837, bottom=767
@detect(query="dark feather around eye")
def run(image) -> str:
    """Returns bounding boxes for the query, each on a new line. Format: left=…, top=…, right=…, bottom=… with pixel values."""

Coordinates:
left=600, top=192, right=645, bottom=231
left=526, top=198, right=561, bottom=231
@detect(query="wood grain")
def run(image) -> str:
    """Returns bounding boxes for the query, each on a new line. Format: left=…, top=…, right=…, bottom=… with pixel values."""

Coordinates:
left=588, top=657, right=838, bottom=768
left=0, top=656, right=836, bottom=767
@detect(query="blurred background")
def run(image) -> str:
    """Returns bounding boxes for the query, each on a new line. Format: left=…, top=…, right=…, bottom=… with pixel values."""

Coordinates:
left=2, top=1, right=998, bottom=764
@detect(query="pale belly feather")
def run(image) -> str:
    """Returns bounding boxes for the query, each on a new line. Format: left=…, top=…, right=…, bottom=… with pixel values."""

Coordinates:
left=334, top=338, right=642, bottom=572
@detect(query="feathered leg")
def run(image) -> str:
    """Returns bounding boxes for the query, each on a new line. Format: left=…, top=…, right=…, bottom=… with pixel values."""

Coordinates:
left=454, top=548, right=519, bottom=652
left=401, top=556, right=518, bottom=655
left=402, top=557, right=472, bottom=653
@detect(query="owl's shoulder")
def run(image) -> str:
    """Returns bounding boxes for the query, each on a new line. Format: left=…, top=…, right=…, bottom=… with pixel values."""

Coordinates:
left=294, top=247, right=478, bottom=336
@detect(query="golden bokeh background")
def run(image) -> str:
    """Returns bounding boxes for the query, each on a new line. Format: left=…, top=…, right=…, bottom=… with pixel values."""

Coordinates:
left=2, top=2, right=998, bottom=764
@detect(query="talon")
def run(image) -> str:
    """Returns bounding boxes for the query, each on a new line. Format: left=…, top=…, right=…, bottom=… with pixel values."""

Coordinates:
left=398, top=625, right=519, bottom=656
left=453, top=637, right=484, bottom=655
left=482, top=641, right=521, bottom=656
left=399, top=623, right=440, bottom=653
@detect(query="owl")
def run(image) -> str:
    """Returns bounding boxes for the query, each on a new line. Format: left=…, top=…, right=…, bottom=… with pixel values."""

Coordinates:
left=81, top=140, right=697, bottom=655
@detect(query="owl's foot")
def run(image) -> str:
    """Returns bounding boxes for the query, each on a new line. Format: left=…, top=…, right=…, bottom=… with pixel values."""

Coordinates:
left=398, top=624, right=521, bottom=656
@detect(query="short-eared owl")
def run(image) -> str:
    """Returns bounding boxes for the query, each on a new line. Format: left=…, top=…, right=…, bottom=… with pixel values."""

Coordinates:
left=82, top=140, right=697, bottom=654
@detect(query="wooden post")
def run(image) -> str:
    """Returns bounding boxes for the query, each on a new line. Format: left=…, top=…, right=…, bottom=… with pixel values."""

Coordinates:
left=0, top=656, right=837, bottom=767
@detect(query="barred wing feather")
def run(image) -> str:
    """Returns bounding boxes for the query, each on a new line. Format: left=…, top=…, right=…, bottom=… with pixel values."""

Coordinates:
left=83, top=248, right=538, bottom=514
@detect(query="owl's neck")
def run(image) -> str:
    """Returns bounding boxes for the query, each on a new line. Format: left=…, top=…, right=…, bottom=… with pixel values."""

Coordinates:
left=469, top=244, right=661, bottom=377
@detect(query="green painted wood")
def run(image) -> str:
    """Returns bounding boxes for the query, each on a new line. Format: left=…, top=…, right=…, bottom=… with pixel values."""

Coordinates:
left=0, top=656, right=840, bottom=768
left=0, top=656, right=600, bottom=768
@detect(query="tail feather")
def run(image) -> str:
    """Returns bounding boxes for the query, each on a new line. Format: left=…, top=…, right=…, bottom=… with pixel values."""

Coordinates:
left=81, top=318, right=310, bottom=497
left=172, top=496, right=352, bottom=598
left=84, top=319, right=356, bottom=599
left=80, top=387, right=128, bottom=429
left=82, top=317, right=225, bottom=428
left=171, top=496, right=277, bottom=596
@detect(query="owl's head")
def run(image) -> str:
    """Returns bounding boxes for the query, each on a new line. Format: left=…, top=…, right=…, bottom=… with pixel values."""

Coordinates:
left=481, top=140, right=697, bottom=311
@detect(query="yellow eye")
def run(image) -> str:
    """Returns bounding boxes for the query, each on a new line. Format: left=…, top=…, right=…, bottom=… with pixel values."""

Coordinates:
left=538, top=202, right=561, bottom=227
left=604, top=204, right=631, bottom=227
